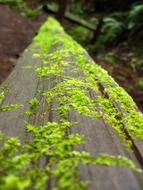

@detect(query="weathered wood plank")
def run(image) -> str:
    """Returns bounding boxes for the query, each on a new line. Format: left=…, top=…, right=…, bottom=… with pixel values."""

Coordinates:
left=0, top=44, right=41, bottom=141
left=98, top=77, right=143, bottom=166
left=70, top=108, right=142, bottom=190
left=0, top=17, right=143, bottom=190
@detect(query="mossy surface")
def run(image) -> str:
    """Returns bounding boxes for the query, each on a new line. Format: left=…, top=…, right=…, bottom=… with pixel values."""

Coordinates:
left=35, top=17, right=143, bottom=144
left=0, top=17, right=142, bottom=190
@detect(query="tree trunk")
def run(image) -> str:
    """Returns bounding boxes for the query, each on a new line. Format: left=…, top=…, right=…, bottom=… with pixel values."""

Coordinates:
left=56, top=0, right=69, bottom=23
left=91, top=16, right=104, bottom=43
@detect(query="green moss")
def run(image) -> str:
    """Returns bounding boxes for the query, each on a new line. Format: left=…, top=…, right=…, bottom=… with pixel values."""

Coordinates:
left=0, top=87, right=9, bottom=104
left=24, top=97, right=40, bottom=116
left=0, top=17, right=142, bottom=190
left=33, top=16, right=142, bottom=165
left=43, top=77, right=99, bottom=120
left=96, top=96, right=132, bottom=148
left=0, top=104, right=22, bottom=112
left=0, top=90, right=6, bottom=105
left=0, top=87, right=22, bottom=112
left=37, top=17, right=143, bottom=143
left=104, top=86, right=143, bottom=140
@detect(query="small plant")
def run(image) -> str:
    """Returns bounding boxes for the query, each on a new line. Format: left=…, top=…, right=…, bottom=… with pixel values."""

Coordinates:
left=97, top=17, right=125, bottom=45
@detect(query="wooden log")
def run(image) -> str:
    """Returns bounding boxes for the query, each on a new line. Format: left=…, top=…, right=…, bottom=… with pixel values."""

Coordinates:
left=56, top=0, right=69, bottom=23
left=43, top=3, right=96, bottom=31
left=0, top=44, right=41, bottom=141
left=0, top=17, right=143, bottom=190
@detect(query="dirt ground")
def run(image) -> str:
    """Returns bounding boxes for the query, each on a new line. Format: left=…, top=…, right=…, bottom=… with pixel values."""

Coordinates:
left=0, top=5, right=47, bottom=83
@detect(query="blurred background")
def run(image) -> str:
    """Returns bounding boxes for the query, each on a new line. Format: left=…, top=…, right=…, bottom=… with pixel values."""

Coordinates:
left=0, top=0, right=143, bottom=111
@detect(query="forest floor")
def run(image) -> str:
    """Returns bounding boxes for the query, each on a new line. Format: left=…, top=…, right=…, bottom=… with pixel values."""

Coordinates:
left=0, top=4, right=143, bottom=112
left=0, top=5, right=47, bottom=83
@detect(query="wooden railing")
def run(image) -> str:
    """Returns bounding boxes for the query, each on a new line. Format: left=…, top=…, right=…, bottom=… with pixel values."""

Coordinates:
left=0, top=17, right=143, bottom=190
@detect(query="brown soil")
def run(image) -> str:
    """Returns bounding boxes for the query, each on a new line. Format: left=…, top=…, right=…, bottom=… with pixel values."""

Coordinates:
left=0, top=5, right=47, bottom=84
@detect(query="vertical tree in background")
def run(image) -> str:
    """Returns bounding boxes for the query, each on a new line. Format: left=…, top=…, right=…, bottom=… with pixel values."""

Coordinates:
left=91, top=15, right=104, bottom=43
left=57, top=0, right=69, bottom=23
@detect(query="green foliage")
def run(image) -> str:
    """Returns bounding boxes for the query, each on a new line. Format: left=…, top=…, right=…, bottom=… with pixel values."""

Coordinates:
left=72, top=6, right=84, bottom=16
left=70, top=0, right=85, bottom=16
left=68, top=26, right=92, bottom=45
left=97, top=17, right=125, bottom=45
left=22, top=5, right=39, bottom=19
left=136, top=79, right=143, bottom=89
left=127, top=4, right=143, bottom=36
left=96, top=3, right=143, bottom=45
left=97, top=52, right=117, bottom=65
left=0, top=0, right=23, bottom=6
left=0, top=0, right=39, bottom=19
left=127, top=4, right=143, bottom=28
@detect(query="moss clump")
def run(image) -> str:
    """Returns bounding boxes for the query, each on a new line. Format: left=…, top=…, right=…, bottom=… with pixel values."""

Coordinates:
left=43, top=77, right=99, bottom=119
left=24, top=97, right=40, bottom=116
left=0, top=87, right=22, bottom=112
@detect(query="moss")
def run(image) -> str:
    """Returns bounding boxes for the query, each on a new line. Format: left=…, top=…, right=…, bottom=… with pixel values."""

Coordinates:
left=96, top=96, right=132, bottom=148
left=0, top=104, right=22, bottom=112
left=0, top=90, right=6, bottom=105
left=0, top=87, right=9, bottom=104
left=43, top=77, right=99, bottom=120
left=0, top=87, right=22, bottom=112
left=24, top=97, right=40, bottom=116
left=34, top=16, right=143, bottom=154
left=104, top=86, right=143, bottom=140
left=31, top=17, right=143, bottom=187
left=0, top=17, right=142, bottom=190
left=37, top=17, right=143, bottom=143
